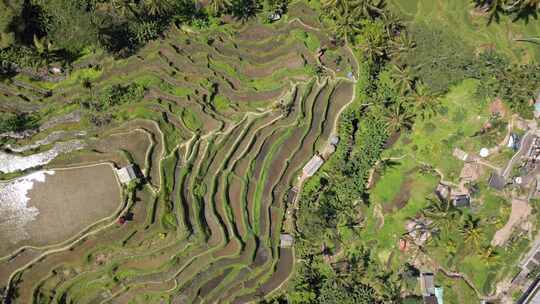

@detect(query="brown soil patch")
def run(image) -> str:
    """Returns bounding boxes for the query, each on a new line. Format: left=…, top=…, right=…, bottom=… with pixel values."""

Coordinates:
left=489, top=98, right=507, bottom=117
left=198, top=268, right=233, bottom=297
left=384, top=131, right=402, bottom=149
left=228, top=174, right=247, bottom=237
left=236, top=23, right=275, bottom=41
left=213, top=238, right=241, bottom=258
left=318, top=81, right=353, bottom=144
left=241, top=53, right=305, bottom=78
left=460, top=162, right=482, bottom=182
left=259, top=247, right=294, bottom=294
left=383, top=170, right=416, bottom=214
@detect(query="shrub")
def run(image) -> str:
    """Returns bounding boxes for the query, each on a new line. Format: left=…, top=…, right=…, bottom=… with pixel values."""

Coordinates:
left=0, top=112, right=39, bottom=133
left=404, top=24, right=474, bottom=93
left=101, top=83, right=146, bottom=108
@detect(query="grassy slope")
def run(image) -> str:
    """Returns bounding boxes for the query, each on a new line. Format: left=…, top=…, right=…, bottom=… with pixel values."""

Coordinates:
left=390, top=0, right=540, bottom=62
left=371, top=79, right=528, bottom=302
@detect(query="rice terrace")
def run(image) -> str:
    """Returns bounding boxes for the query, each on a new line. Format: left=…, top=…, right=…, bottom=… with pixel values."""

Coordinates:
left=0, top=0, right=539, bottom=303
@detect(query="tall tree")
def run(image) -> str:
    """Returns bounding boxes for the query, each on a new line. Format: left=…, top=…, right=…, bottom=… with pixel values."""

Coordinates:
left=0, top=0, right=24, bottom=48
left=209, top=0, right=232, bottom=16
left=410, top=82, right=439, bottom=120
left=459, top=214, right=484, bottom=250
left=390, top=63, right=415, bottom=94
left=141, top=0, right=174, bottom=17
left=384, top=100, right=414, bottom=133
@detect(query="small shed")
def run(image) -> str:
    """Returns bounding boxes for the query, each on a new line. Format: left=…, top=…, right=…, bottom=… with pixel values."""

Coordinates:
left=535, top=99, right=540, bottom=118
left=280, top=234, right=294, bottom=248
left=479, top=148, right=490, bottom=158
left=507, top=133, right=520, bottom=150
left=452, top=148, right=469, bottom=162
left=116, top=164, right=139, bottom=184
left=286, top=187, right=299, bottom=205
left=423, top=295, right=439, bottom=304
left=452, top=194, right=470, bottom=208
left=434, top=287, right=444, bottom=304
left=329, top=135, right=340, bottom=146
left=303, top=155, right=324, bottom=177
left=420, top=272, right=435, bottom=296
left=488, top=173, right=506, bottom=190
left=268, top=12, right=281, bottom=22
left=435, top=183, right=450, bottom=201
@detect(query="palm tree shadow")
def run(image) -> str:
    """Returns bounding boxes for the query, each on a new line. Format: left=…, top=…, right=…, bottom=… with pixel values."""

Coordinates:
left=512, top=6, right=539, bottom=24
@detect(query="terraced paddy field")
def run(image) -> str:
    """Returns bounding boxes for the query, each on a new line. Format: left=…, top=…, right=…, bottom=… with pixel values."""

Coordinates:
left=0, top=3, right=358, bottom=303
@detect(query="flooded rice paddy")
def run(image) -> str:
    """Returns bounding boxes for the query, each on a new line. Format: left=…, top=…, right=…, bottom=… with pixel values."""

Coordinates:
left=0, top=140, right=85, bottom=173
left=0, top=164, right=121, bottom=256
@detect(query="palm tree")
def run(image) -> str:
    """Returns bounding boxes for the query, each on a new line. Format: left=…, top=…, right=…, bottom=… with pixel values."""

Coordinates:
left=33, top=35, right=56, bottom=64
left=321, top=0, right=347, bottom=10
left=329, top=3, right=362, bottom=45
left=390, top=64, right=416, bottom=94
left=384, top=100, right=414, bottom=133
left=410, top=82, right=439, bottom=120
left=422, top=197, right=459, bottom=234
left=388, top=32, right=415, bottom=63
left=209, top=0, right=232, bottom=16
left=109, top=0, right=140, bottom=18
left=142, top=0, right=174, bottom=16
left=472, top=0, right=540, bottom=23
left=352, top=0, right=387, bottom=20
left=478, top=245, right=499, bottom=266
left=460, top=214, right=483, bottom=250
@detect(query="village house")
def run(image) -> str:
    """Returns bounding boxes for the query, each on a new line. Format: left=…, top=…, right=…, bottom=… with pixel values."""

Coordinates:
left=419, top=272, right=443, bottom=304
left=115, top=164, right=141, bottom=184
left=434, top=183, right=471, bottom=208
left=302, top=155, right=324, bottom=177
left=451, top=194, right=471, bottom=208
left=435, top=183, right=450, bottom=201
left=405, top=218, right=433, bottom=246
left=527, top=137, right=540, bottom=163
left=453, top=148, right=472, bottom=162
left=534, top=99, right=540, bottom=118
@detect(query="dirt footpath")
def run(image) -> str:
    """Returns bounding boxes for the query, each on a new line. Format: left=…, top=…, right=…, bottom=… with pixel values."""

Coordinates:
left=492, top=198, right=531, bottom=247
